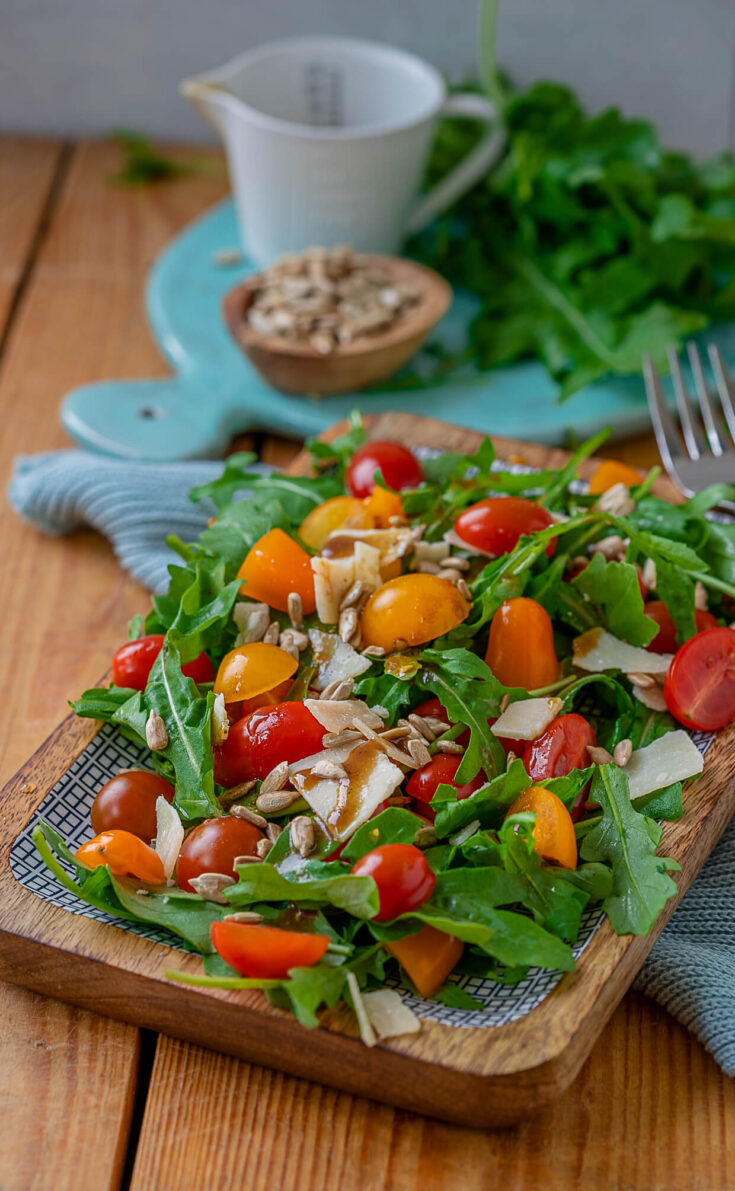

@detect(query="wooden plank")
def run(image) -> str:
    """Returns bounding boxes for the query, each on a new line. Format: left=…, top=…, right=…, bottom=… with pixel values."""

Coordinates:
left=1, top=412, right=733, bottom=1127
left=0, top=136, right=64, bottom=336
left=130, top=991, right=735, bottom=1191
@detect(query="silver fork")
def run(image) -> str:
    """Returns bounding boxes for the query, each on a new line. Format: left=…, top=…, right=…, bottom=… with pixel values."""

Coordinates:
left=643, top=343, right=735, bottom=503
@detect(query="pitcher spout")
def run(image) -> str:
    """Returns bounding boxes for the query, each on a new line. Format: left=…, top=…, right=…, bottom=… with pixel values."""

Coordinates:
left=179, top=75, right=231, bottom=137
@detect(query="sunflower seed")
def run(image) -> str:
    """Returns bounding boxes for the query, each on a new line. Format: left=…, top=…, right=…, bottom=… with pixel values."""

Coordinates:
left=266, top=822, right=282, bottom=844
left=256, top=788, right=302, bottom=813
left=642, top=559, right=657, bottom=590
left=695, top=581, right=708, bottom=611
left=322, top=729, right=363, bottom=748
left=340, top=580, right=366, bottom=611
left=259, top=760, right=290, bottom=794
left=613, top=739, right=633, bottom=767
left=388, top=515, right=408, bottom=527
left=263, top=621, right=280, bottom=645
left=338, top=606, right=359, bottom=644
left=435, top=740, right=464, bottom=755
left=595, top=483, right=635, bottom=517
left=235, top=604, right=270, bottom=643
left=277, top=631, right=300, bottom=661
left=414, top=825, right=437, bottom=849
left=506, top=751, right=517, bottom=770
left=255, top=837, right=273, bottom=859
left=590, top=534, right=627, bottom=561
left=408, top=713, right=437, bottom=741
left=385, top=795, right=412, bottom=807
left=233, top=854, right=262, bottom=865
left=423, top=717, right=451, bottom=735
left=417, top=561, right=441, bottom=574
left=145, top=709, right=168, bottom=751
left=287, top=591, right=303, bottom=629
left=587, top=744, right=614, bottom=765
left=499, top=693, right=511, bottom=714
left=290, top=815, right=316, bottom=858
left=627, top=671, right=656, bottom=689
left=438, top=568, right=463, bottom=583
left=362, top=645, right=386, bottom=658
left=456, top=578, right=471, bottom=602
left=436, top=555, right=470, bottom=571
left=227, top=911, right=264, bottom=924
left=321, top=677, right=355, bottom=701
left=311, top=758, right=348, bottom=779
left=380, top=725, right=412, bottom=741
left=189, top=873, right=235, bottom=904
left=407, top=737, right=432, bottom=767
left=231, top=803, right=267, bottom=829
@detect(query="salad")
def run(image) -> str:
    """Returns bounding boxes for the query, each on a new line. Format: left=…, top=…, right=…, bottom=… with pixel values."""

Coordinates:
left=34, top=417, right=735, bottom=1043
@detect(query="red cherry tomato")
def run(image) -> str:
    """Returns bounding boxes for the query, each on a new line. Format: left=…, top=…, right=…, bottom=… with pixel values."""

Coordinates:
left=351, top=844, right=436, bottom=921
left=112, top=634, right=214, bottom=690
left=346, top=441, right=424, bottom=498
left=644, top=601, right=719, bottom=654
left=176, top=817, right=264, bottom=893
left=210, top=920, right=329, bottom=979
left=406, top=754, right=486, bottom=809
left=664, top=627, right=735, bottom=730
left=213, top=701, right=325, bottom=787
left=454, top=497, right=556, bottom=558
left=523, top=714, right=597, bottom=783
left=91, top=770, right=174, bottom=842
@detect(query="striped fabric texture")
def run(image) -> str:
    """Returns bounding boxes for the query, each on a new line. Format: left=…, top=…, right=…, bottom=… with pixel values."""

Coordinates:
left=7, top=448, right=735, bottom=1074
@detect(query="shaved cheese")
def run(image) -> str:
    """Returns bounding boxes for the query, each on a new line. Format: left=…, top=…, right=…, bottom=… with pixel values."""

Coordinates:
left=413, top=541, right=450, bottom=565
left=347, top=972, right=376, bottom=1047
left=443, top=527, right=495, bottom=557
left=288, top=743, right=356, bottom=775
left=212, top=692, right=229, bottom=745
left=573, top=629, right=673, bottom=675
left=293, top=739, right=403, bottom=841
left=154, top=796, right=184, bottom=880
left=308, top=628, right=371, bottom=691
left=305, top=698, right=384, bottom=734
left=491, top=696, right=563, bottom=741
left=625, top=731, right=704, bottom=799
left=311, top=555, right=355, bottom=624
left=325, top=526, right=414, bottom=565
left=353, top=540, right=383, bottom=592
left=362, top=989, right=421, bottom=1039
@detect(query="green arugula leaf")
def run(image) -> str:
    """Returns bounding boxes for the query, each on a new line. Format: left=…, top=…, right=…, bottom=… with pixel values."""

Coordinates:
left=226, top=862, right=380, bottom=919
left=419, top=648, right=509, bottom=781
left=340, top=808, right=425, bottom=864
left=570, top=553, right=657, bottom=645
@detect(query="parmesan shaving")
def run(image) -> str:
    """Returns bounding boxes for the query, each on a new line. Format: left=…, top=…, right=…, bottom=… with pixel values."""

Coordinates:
left=573, top=628, right=673, bottom=675
left=491, top=696, right=563, bottom=741
left=362, top=989, right=421, bottom=1039
left=154, top=796, right=184, bottom=880
left=347, top=972, right=376, bottom=1047
left=625, top=731, right=704, bottom=799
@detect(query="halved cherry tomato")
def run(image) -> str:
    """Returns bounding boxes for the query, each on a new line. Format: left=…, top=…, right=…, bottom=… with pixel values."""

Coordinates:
left=210, top=920, right=329, bottom=979
left=213, top=701, right=325, bottom=787
left=486, top=597, right=559, bottom=689
left=360, top=574, right=470, bottom=652
left=91, top=771, right=174, bottom=842
left=587, top=459, right=643, bottom=494
left=346, top=440, right=424, bottom=498
left=387, top=925, right=463, bottom=998
left=176, top=817, right=264, bottom=893
left=351, top=843, right=436, bottom=921
left=237, top=528, right=316, bottom=614
left=112, top=634, right=214, bottom=690
left=505, top=786, right=577, bottom=869
left=363, top=485, right=405, bottom=526
left=406, top=754, right=486, bottom=811
left=238, top=677, right=294, bottom=716
left=522, top=714, right=597, bottom=782
left=454, top=497, right=556, bottom=558
left=664, top=627, right=735, bottom=730
left=76, top=830, right=165, bottom=884
left=644, top=600, right=719, bottom=654
left=214, top=642, right=297, bottom=703
left=299, top=495, right=374, bottom=551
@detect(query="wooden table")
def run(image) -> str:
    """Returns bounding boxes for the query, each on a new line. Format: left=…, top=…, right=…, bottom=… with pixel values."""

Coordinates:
left=1, top=135, right=734, bottom=1191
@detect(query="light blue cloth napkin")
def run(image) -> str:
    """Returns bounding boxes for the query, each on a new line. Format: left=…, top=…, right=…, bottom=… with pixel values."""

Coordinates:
left=7, top=449, right=735, bottom=1074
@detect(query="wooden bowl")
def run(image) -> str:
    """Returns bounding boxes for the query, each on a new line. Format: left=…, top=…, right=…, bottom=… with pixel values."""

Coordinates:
left=222, top=255, right=452, bottom=397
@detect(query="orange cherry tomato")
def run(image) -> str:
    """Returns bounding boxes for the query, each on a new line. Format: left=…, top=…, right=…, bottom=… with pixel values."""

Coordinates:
left=505, top=786, right=577, bottom=869
left=210, top=920, right=329, bottom=979
left=360, top=574, right=470, bottom=652
left=237, top=528, right=316, bottom=614
left=363, top=485, right=405, bottom=527
left=587, top=459, right=643, bottom=494
left=76, top=830, right=166, bottom=884
left=486, top=597, right=559, bottom=689
left=299, top=495, right=374, bottom=551
left=238, top=677, right=294, bottom=716
left=387, top=925, right=464, bottom=998
left=214, top=642, right=297, bottom=703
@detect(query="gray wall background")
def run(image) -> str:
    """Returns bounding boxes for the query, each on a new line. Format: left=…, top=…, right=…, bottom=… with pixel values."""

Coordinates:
left=2, top=0, right=735, bottom=155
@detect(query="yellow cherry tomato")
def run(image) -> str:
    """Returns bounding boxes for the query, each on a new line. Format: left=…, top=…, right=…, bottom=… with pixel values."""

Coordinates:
left=76, top=830, right=166, bottom=884
left=505, top=786, right=577, bottom=869
left=360, top=574, right=471, bottom=652
left=299, top=495, right=374, bottom=551
left=237, top=528, right=316, bottom=614
left=363, top=486, right=405, bottom=527
left=587, top=459, right=643, bottom=494
left=214, top=642, right=298, bottom=702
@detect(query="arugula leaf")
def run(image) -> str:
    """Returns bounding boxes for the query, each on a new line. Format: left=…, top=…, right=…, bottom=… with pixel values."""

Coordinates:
left=72, top=685, right=137, bottom=722
left=655, top=558, right=697, bottom=645
left=340, top=808, right=425, bottom=864
left=432, top=758, right=530, bottom=837
left=580, top=765, right=679, bottom=934
left=225, top=862, right=380, bottom=919
left=570, top=553, right=657, bottom=645
left=419, top=648, right=509, bottom=781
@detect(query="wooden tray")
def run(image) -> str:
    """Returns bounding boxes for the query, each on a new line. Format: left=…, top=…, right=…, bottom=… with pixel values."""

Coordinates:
left=1, top=412, right=733, bottom=1128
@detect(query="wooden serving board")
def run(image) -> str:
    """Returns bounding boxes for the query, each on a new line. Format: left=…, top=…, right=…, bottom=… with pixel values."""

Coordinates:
left=1, top=412, right=733, bottom=1128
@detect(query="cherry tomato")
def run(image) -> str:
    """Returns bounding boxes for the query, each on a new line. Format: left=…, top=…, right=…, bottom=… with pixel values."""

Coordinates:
left=237, top=528, right=316, bottom=615
left=587, top=459, right=643, bottom=494
left=91, top=770, right=174, bottom=842
left=363, top=485, right=405, bottom=526
left=112, top=634, right=214, bottom=690
left=664, top=627, right=735, bottom=730
left=386, top=926, right=463, bottom=998
left=351, top=843, right=436, bottom=921
left=360, top=574, right=470, bottom=652
left=406, top=754, right=486, bottom=810
left=299, top=495, right=374, bottom=551
left=486, top=597, right=559, bottom=690
left=210, top=920, right=329, bottom=979
left=346, top=440, right=424, bottom=498
left=644, top=600, right=719, bottom=654
left=76, top=830, right=165, bottom=884
left=214, top=642, right=297, bottom=703
left=522, top=714, right=597, bottom=782
left=454, top=497, right=556, bottom=557
left=213, top=701, right=325, bottom=787
left=505, top=786, right=577, bottom=869
left=176, top=817, right=264, bottom=893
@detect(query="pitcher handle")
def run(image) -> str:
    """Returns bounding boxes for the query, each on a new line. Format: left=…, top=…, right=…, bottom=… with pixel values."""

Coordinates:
left=405, top=93, right=505, bottom=235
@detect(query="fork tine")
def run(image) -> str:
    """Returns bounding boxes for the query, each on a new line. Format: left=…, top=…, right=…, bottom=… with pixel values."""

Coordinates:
left=707, top=345, right=735, bottom=447
left=667, top=345, right=704, bottom=459
left=643, top=353, right=683, bottom=475
left=687, top=341, right=723, bottom=456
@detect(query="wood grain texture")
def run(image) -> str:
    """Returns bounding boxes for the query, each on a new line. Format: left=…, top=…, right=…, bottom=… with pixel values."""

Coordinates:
left=0, top=137, right=64, bottom=334
left=2, top=411, right=733, bottom=1127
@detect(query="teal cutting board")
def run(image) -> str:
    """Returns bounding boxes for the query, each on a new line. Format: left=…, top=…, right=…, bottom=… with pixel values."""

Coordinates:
left=60, top=199, right=735, bottom=460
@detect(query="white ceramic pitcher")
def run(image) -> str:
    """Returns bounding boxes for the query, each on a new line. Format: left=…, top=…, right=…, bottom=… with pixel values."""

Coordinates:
left=180, top=36, right=503, bottom=265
